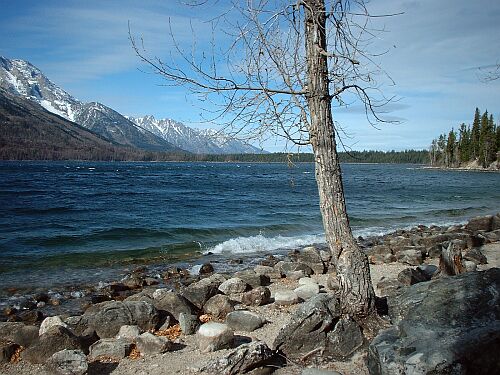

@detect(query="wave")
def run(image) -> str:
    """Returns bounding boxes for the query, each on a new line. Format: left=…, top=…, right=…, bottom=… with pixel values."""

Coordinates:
left=206, top=233, right=325, bottom=255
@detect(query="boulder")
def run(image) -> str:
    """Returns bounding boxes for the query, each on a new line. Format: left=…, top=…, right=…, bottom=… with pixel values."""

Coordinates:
left=396, top=248, right=423, bottom=266
left=179, top=313, right=199, bottom=335
left=225, top=310, right=265, bottom=332
left=234, top=270, right=270, bottom=288
left=463, top=247, right=487, bottom=265
left=297, top=246, right=326, bottom=274
left=241, top=287, right=271, bottom=306
left=88, top=338, right=132, bottom=361
left=152, top=289, right=197, bottom=320
left=135, top=332, right=172, bottom=355
left=203, top=294, right=234, bottom=319
left=492, top=214, right=500, bottom=231
left=199, top=341, right=279, bottom=375
left=273, top=294, right=345, bottom=361
left=368, top=268, right=500, bottom=375
left=254, top=265, right=281, bottom=279
left=22, top=326, right=83, bottom=364
left=199, top=263, right=214, bottom=275
left=116, top=325, right=141, bottom=341
left=376, top=279, right=403, bottom=297
left=277, top=262, right=313, bottom=277
left=294, top=283, right=320, bottom=300
left=326, top=317, right=364, bottom=359
left=39, top=316, right=68, bottom=336
left=416, top=264, right=438, bottom=279
left=397, top=268, right=430, bottom=286
left=84, top=300, right=159, bottom=338
left=274, top=290, right=300, bottom=306
left=218, top=277, right=249, bottom=295
left=466, top=215, right=493, bottom=232
left=46, top=349, right=88, bottom=375
left=0, top=322, right=39, bottom=347
left=366, top=245, right=393, bottom=265
left=197, top=322, right=234, bottom=352
left=181, top=277, right=219, bottom=309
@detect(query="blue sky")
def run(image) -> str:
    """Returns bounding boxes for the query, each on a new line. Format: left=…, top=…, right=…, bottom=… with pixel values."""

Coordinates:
left=1, top=0, right=499, bottom=152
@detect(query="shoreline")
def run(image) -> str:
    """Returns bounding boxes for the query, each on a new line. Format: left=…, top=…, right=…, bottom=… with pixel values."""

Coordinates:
left=1, top=213, right=499, bottom=374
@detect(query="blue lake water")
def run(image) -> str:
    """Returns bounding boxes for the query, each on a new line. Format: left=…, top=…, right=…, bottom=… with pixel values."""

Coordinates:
left=0, top=161, right=499, bottom=295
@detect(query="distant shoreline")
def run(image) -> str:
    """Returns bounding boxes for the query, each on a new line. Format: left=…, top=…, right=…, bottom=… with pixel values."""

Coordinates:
left=421, top=166, right=500, bottom=173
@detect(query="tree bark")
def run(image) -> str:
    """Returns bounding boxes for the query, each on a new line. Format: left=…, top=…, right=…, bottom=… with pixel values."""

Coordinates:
left=303, top=0, right=376, bottom=320
left=438, top=241, right=466, bottom=276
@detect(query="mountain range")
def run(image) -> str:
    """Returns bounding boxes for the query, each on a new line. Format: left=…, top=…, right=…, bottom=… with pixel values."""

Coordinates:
left=0, top=56, right=266, bottom=156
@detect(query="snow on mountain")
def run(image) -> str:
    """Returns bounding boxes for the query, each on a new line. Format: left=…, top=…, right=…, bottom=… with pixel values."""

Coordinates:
left=0, top=57, right=79, bottom=121
left=0, top=57, right=179, bottom=152
left=127, top=115, right=266, bottom=154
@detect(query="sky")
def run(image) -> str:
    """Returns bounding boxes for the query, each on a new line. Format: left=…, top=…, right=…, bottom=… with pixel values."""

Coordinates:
left=1, top=0, right=499, bottom=152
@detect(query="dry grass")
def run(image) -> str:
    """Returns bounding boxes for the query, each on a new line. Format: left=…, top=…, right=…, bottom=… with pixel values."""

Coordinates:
left=10, top=345, right=23, bottom=363
left=155, top=324, right=182, bottom=340
left=128, top=344, right=141, bottom=360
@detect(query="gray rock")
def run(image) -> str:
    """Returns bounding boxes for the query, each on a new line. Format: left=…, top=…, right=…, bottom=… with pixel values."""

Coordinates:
left=464, top=260, right=477, bottom=272
left=463, top=247, right=487, bottom=264
left=181, top=277, right=219, bottom=309
left=325, top=317, right=364, bottom=359
left=277, top=262, right=313, bottom=277
left=298, top=277, right=318, bottom=286
left=376, top=278, right=403, bottom=297
left=274, top=290, right=300, bottom=306
left=302, top=369, right=343, bottom=375
left=254, top=265, right=281, bottom=279
left=135, top=332, right=172, bottom=354
left=273, top=294, right=342, bottom=361
left=179, top=313, right=199, bottom=335
left=226, top=310, right=265, bottom=332
left=116, top=325, right=141, bottom=341
left=492, top=213, right=500, bottom=230
left=199, top=341, right=278, bottom=375
left=46, top=349, right=88, bottom=375
left=416, top=264, right=438, bottom=279
left=39, top=316, right=68, bottom=336
left=234, top=270, right=270, bottom=288
left=22, top=326, right=83, bottom=364
left=294, top=283, right=320, bottom=300
left=367, top=245, right=396, bottom=265
left=152, top=289, right=197, bottom=320
left=396, top=248, right=423, bottom=265
left=84, top=300, right=159, bottom=338
left=241, top=287, right=271, bottom=306
left=368, top=268, right=500, bottom=375
left=88, top=338, right=132, bottom=360
left=0, top=341, right=19, bottom=363
left=397, top=268, right=430, bottom=286
left=203, top=294, right=235, bottom=319
left=466, top=215, right=493, bottom=232
left=286, top=270, right=307, bottom=280
left=197, top=322, right=234, bottom=352
left=0, top=322, right=39, bottom=347
left=218, top=277, right=249, bottom=295
left=298, top=246, right=326, bottom=274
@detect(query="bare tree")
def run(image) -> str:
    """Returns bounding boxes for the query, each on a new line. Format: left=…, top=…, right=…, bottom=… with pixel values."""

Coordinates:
left=130, top=0, right=395, bottom=329
left=479, top=63, right=500, bottom=82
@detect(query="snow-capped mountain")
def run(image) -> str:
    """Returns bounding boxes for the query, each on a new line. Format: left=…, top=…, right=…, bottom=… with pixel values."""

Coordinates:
left=127, top=115, right=266, bottom=154
left=0, top=56, right=266, bottom=154
left=0, top=57, right=179, bottom=152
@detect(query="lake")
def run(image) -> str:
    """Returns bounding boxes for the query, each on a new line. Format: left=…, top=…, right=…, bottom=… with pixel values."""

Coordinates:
left=0, top=161, right=499, bottom=297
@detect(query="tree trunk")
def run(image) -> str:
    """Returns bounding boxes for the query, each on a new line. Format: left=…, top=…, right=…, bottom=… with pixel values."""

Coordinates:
left=303, top=0, right=376, bottom=320
left=438, top=241, right=466, bottom=276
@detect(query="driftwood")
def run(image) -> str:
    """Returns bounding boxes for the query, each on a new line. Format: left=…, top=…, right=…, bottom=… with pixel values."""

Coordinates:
left=438, top=240, right=466, bottom=276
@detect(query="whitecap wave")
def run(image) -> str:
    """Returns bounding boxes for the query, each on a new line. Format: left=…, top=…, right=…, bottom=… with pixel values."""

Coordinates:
left=206, top=233, right=325, bottom=255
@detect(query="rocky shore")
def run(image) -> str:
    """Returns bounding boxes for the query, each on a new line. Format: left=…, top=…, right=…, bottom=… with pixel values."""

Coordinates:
left=1, top=213, right=499, bottom=375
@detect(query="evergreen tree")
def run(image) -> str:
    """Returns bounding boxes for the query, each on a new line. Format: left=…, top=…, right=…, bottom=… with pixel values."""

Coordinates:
left=458, top=123, right=470, bottom=162
left=470, top=107, right=481, bottom=159
left=446, top=129, right=457, bottom=167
